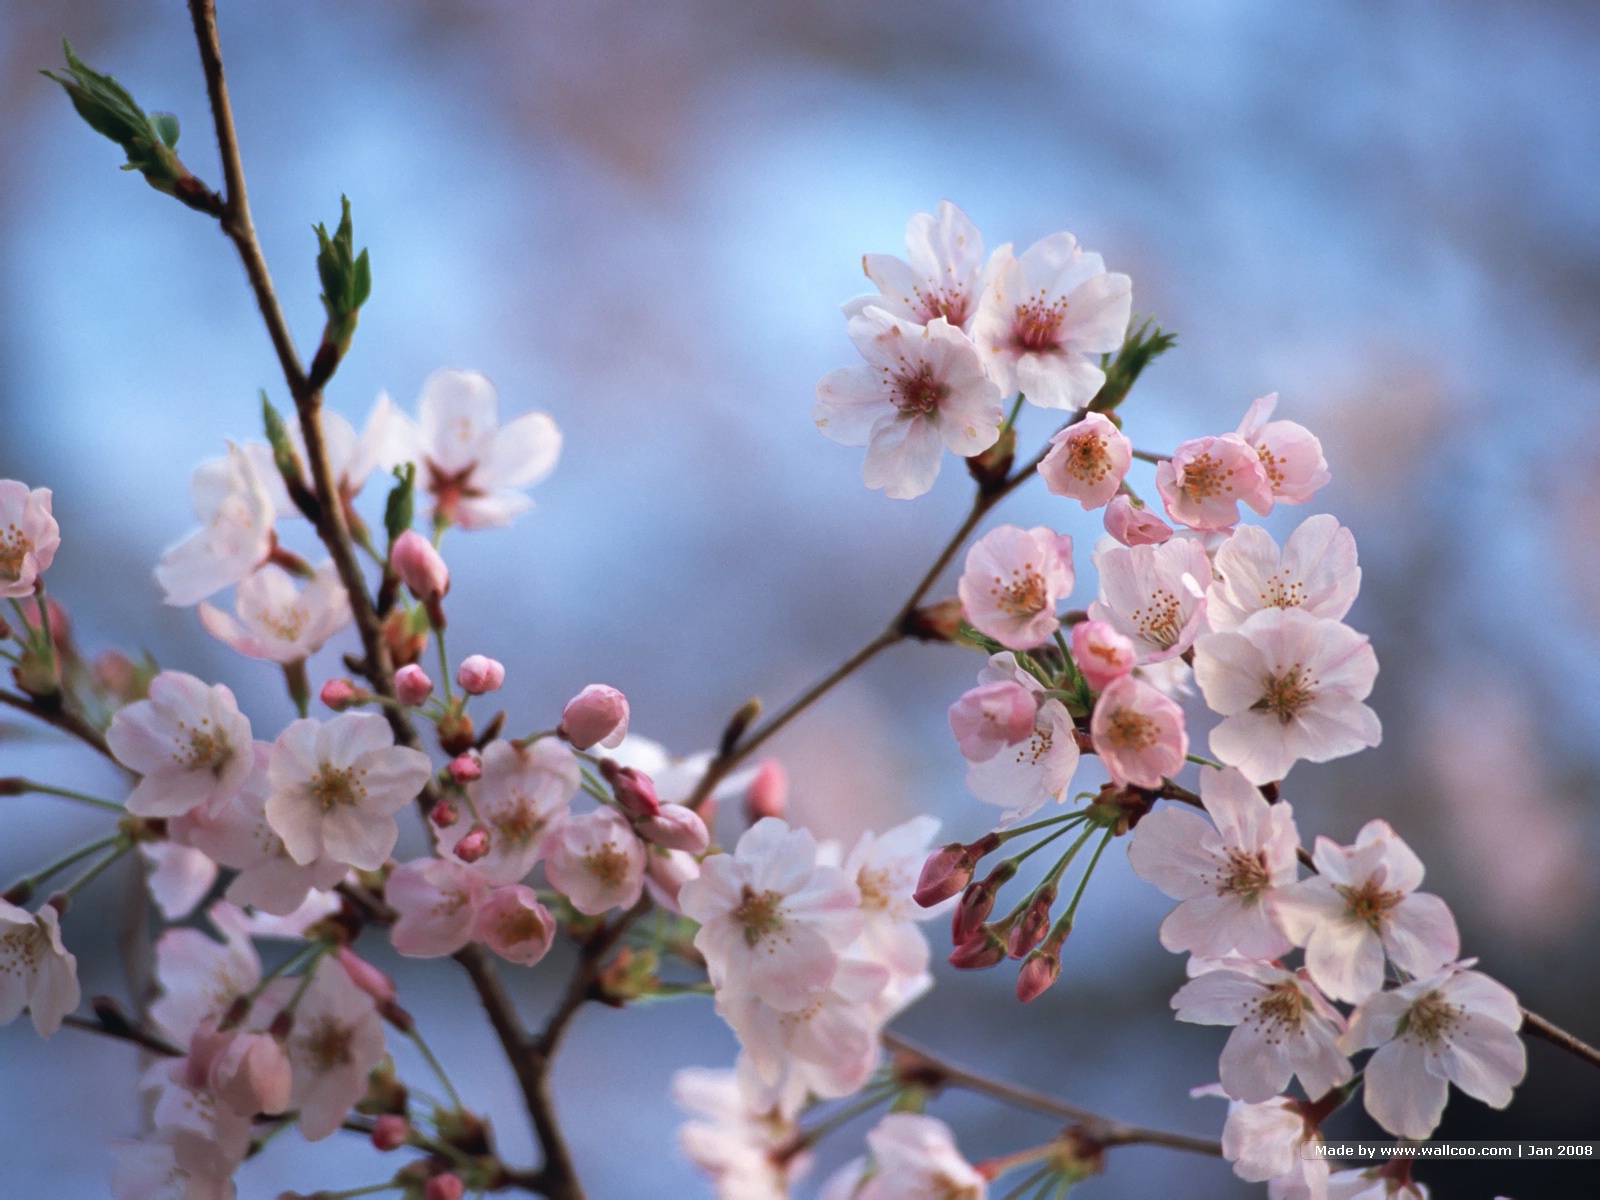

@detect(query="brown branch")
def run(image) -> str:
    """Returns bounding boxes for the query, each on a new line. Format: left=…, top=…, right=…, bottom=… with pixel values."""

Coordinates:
left=0, top=689, right=122, bottom=768
left=1130, top=447, right=1169, bottom=465
left=62, top=1012, right=181, bottom=1057
left=882, top=1030, right=1221, bottom=1157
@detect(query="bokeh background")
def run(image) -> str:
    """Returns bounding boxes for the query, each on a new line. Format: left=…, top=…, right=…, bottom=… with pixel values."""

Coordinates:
left=2, top=1, right=1598, bottom=1195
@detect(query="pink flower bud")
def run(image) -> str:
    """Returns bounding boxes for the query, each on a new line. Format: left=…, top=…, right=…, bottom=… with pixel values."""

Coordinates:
left=393, top=530, right=450, bottom=602
left=635, top=803, right=710, bottom=854
left=371, top=1114, right=410, bottom=1151
left=213, top=1032, right=293, bottom=1116
left=457, top=654, right=505, bottom=695
left=914, top=844, right=973, bottom=907
left=320, top=678, right=360, bottom=710
left=1007, top=888, right=1056, bottom=959
left=948, top=929, right=1007, bottom=970
left=948, top=681, right=1037, bottom=763
left=1103, top=494, right=1172, bottom=546
left=472, top=884, right=556, bottom=966
left=601, top=762, right=661, bottom=817
left=448, top=752, right=482, bottom=783
left=743, top=759, right=788, bottom=822
left=1070, top=619, right=1137, bottom=692
left=429, top=798, right=460, bottom=828
left=454, top=824, right=491, bottom=864
left=395, top=664, right=433, bottom=707
left=424, top=1174, right=465, bottom=1200
left=558, top=684, right=630, bottom=750
left=645, top=848, right=700, bottom=912
left=336, top=947, right=398, bottom=1005
left=950, top=881, right=996, bottom=945
left=1016, top=948, right=1062, bottom=1002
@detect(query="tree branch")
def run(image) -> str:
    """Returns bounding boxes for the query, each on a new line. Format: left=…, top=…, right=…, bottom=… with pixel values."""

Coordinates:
left=0, top=689, right=122, bottom=768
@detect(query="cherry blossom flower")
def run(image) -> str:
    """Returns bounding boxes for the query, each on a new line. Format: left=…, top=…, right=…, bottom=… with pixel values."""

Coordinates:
left=645, top=847, right=701, bottom=913
left=149, top=922, right=261, bottom=1048
left=111, top=1131, right=241, bottom=1200
left=840, top=816, right=943, bottom=981
left=137, top=1055, right=252, bottom=1191
left=1156, top=433, right=1273, bottom=531
left=681, top=818, right=864, bottom=1010
left=843, top=201, right=989, bottom=333
left=438, top=738, right=579, bottom=883
left=197, top=562, right=350, bottom=663
left=0, top=901, right=79, bottom=1037
left=387, top=857, right=490, bottom=957
left=186, top=1021, right=292, bottom=1117
left=1277, top=820, right=1460, bottom=1004
left=393, top=369, right=563, bottom=530
left=258, top=958, right=386, bottom=1141
left=957, top=525, right=1075, bottom=650
left=395, top=663, right=433, bottom=706
left=1210, top=1090, right=1330, bottom=1199
left=542, top=807, right=647, bottom=915
left=1090, top=673, right=1187, bottom=789
left=156, top=444, right=275, bottom=607
left=1175, top=959, right=1351, bottom=1103
left=1088, top=536, right=1212, bottom=663
left=1103, top=494, right=1172, bottom=546
left=858, top=1113, right=986, bottom=1200
left=1207, top=517, right=1360, bottom=633
left=1237, top=394, right=1331, bottom=506
left=0, top=480, right=60, bottom=598
left=1194, top=608, right=1381, bottom=784
left=1127, top=766, right=1301, bottom=959
left=559, top=684, right=630, bottom=750
left=814, top=307, right=1004, bottom=500
left=210, top=892, right=341, bottom=941
left=264, top=713, right=433, bottom=871
left=636, top=803, right=712, bottom=854
left=674, top=1062, right=808, bottom=1200
left=1344, top=963, right=1526, bottom=1141
left=1038, top=413, right=1133, bottom=509
left=246, top=394, right=407, bottom=517
left=175, top=744, right=348, bottom=916
left=108, top=670, right=254, bottom=818
left=948, top=680, right=1037, bottom=763
left=473, top=884, right=556, bottom=966
left=392, top=530, right=449, bottom=601
left=964, top=654, right=1081, bottom=824
left=140, top=841, right=220, bottom=921
left=1070, top=618, right=1136, bottom=691
left=971, top=231, right=1133, bottom=410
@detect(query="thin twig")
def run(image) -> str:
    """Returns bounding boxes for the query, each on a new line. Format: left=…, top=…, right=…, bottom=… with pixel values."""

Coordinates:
left=0, top=690, right=121, bottom=767
left=62, top=1012, right=181, bottom=1057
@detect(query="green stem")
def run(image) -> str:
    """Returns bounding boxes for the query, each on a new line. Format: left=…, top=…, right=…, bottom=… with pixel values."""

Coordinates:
left=1061, top=828, right=1115, bottom=924
left=34, top=591, right=56, bottom=680
left=435, top=624, right=454, bottom=703
left=6, top=780, right=123, bottom=812
left=62, top=840, right=132, bottom=898
left=1184, top=752, right=1223, bottom=769
left=406, top=1025, right=463, bottom=1110
left=14, top=833, right=125, bottom=891
left=1000, top=392, right=1026, bottom=435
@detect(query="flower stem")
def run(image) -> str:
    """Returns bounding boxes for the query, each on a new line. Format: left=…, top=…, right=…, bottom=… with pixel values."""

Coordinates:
left=5, top=780, right=123, bottom=813
left=1060, top=828, right=1115, bottom=926
left=405, top=1025, right=463, bottom=1111
left=62, top=840, right=133, bottom=898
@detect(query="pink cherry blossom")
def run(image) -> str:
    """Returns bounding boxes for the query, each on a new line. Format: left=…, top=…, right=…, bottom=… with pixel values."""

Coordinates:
left=1070, top=618, right=1136, bottom=691
left=149, top=922, right=261, bottom=1048
left=210, top=892, right=341, bottom=942
left=1207, top=516, right=1360, bottom=633
left=1211, top=1091, right=1330, bottom=1198
left=392, top=529, right=449, bottom=602
left=1237, top=393, right=1331, bottom=505
left=542, top=807, right=648, bottom=915
left=1038, top=413, right=1133, bottom=509
left=387, top=857, right=491, bottom=957
left=971, top=231, right=1133, bottom=410
left=743, top=759, right=788, bottom=821
left=473, top=884, right=556, bottom=966
left=1156, top=433, right=1274, bottom=531
left=645, top=847, right=701, bottom=913
left=155, top=444, right=275, bottom=607
left=108, top=670, right=254, bottom=818
left=258, top=958, right=386, bottom=1141
left=963, top=654, right=1081, bottom=824
left=439, top=738, right=579, bottom=883
left=843, top=201, right=989, bottom=332
left=674, top=1063, right=808, bottom=1200
left=197, top=561, right=351, bottom=663
left=956, top=525, right=1074, bottom=650
left=1103, top=494, right=1172, bottom=546
left=264, top=713, right=434, bottom=871
left=0, top=901, right=79, bottom=1037
left=636, top=803, right=711, bottom=854
left=456, top=654, right=504, bottom=694
left=1126, top=766, right=1301, bottom=959
left=393, top=369, right=563, bottom=530
left=0, top=480, right=60, bottom=598
left=841, top=816, right=943, bottom=983
left=857, top=1113, right=986, bottom=1200
left=1194, top=608, right=1381, bottom=785
left=680, top=818, right=864, bottom=1011
left=1174, top=960, right=1351, bottom=1103
left=1343, top=963, right=1526, bottom=1140
left=138, top=1055, right=252, bottom=1187
left=189, top=1022, right=293, bottom=1117
left=1277, top=820, right=1460, bottom=1004
left=1090, top=673, right=1187, bottom=789
left=559, top=684, right=630, bottom=750
left=948, top=680, right=1036, bottom=763
left=814, top=307, right=1005, bottom=500
left=139, top=841, right=219, bottom=921
left=1088, top=535, right=1211, bottom=662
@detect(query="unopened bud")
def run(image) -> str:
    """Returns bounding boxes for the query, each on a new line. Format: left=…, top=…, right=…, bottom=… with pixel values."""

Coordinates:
left=394, top=664, right=433, bottom=707
left=447, top=752, right=482, bottom=783
left=423, top=1173, right=465, bottom=1200
left=456, top=654, right=504, bottom=695
left=914, top=843, right=973, bottom=908
left=320, top=678, right=360, bottom=710
left=903, top=597, right=964, bottom=643
left=950, top=860, right=1016, bottom=944
left=437, top=710, right=476, bottom=757
left=1007, top=886, right=1057, bottom=959
left=1016, top=947, right=1062, bottom=1002
left=601, top=761, right=661, bottom=817
left=429, top=798, right=460, bottom=829
left=948, top=928, right=1007, bottom=970
left=336, top=947, right=397, bottom=1005
left=453, top=824, right=491, bottom=864
left=371, top=1113, right=410, bottom=1152
left=635, top=803, right=710, bottom=854
left=743, top=759, right=788, bottom=822
left=392, top=530, right=450, bottom=605
left=1104, top=493, right=1172, bottom=547
left=558, top=684, right=630, bottom=751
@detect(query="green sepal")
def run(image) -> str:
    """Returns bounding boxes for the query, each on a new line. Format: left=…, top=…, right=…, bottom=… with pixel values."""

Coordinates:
left=1087, top=318, right=1178, bottom=414
left=383, top=463, right=416, bottom=548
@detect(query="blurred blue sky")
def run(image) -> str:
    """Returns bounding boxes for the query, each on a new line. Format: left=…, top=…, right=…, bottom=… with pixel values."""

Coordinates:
left=1, top=1, right=1598, bottom=1196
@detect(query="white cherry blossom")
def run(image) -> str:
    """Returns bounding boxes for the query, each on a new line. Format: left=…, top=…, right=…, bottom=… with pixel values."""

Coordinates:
left=155, top=444, right=275, bottom=607
left=1195, top=608, right=1381, bottom=784
left=149, top=923, right=261, bottom=1048
left=1277, top=820, right=1460, bottom=1004
left=1088, top=536, right=1212, bottom=663
left=0, top=480, right=60, bottom=598
left=1213, top=1090, right=1331, bottom=1200
left=840, top=815, right=942, bottom=982
left=140, top=841, right=219, bottom=921
left=0, top=901, right=79, bottom=1037
left=264, top=713, right=433, bottom=871
left=971, top=231, right=1132, bottom=410
left=815, top=307, right=1004, bottom=500
left=674, top=1061, right=807, bottom=1200
left=246, top=394, right=408, bottom=517
left=1207, top=516, right=1360, bottom=633
left=197, top=561, right=350, bottom=663
left=843, top=201, right=989, bottom=332
left=1127, top=766, right=1301, bottom=959
left=111, top=1132, right=240, bottom=1200
left=858, top=1113, right=986, bottom=1200
left=964, top=653, right=1081, bottom=824
left=108, top=671, right=254, bottom=818
left=439, top=738, right=579, bottom=883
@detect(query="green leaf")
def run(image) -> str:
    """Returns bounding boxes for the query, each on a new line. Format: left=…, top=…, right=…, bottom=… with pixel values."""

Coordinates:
left=42, top=41, right=188, bottom=196
left=383, top=463, right=416, bottom=548
left=314, top=194, right=369, bottom=322
left=151, top=111, right=180, bottom=149
left=1087, top=318, right=1178, bottom=413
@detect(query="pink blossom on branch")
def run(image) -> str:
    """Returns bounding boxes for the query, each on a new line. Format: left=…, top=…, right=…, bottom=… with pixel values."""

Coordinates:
left=155, top=443, right=276, bottom=607
left=542, top=808, right=648, bottom=915
left=559, top=684, right=630, bottom=750
left=843, top=200, right=990, bottom=332
left=387, top=857, right=490, bottom=957
left=957, top=524, right=1075, bottom=650
left=1236, top=393, right=1331, bottom=506
left=0, top=900, right=79, bottom=1038
left=0, top=480, right=60, bottom=598
left=1155, top=433, right=1273, bottom=531
left=1088, top=535, right=1211, bottom=663
left=197, top=561, right=351, bottom=663
left=1103, top=493, right=1172, bottom=546
left=108, top=670, right=255, bottom=819
left=1038, top=412, right=1133, bottom=509
left=1089, top=673, right=1187, bottom=789
left=438, top=738, right=579, bottom=883
left=948, top=680, right=1037, bottom=763
left=963, top=654, right=1081, bottom=824
left=473, top=884, right=557, bottom=966
left=1207, top=515, right=1360, bottom=633
left=456, top=654, right=505, bottom=694
left=1070, top=618, right=1137, bottom=691
left=391, top=529, right=449, bottom=602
